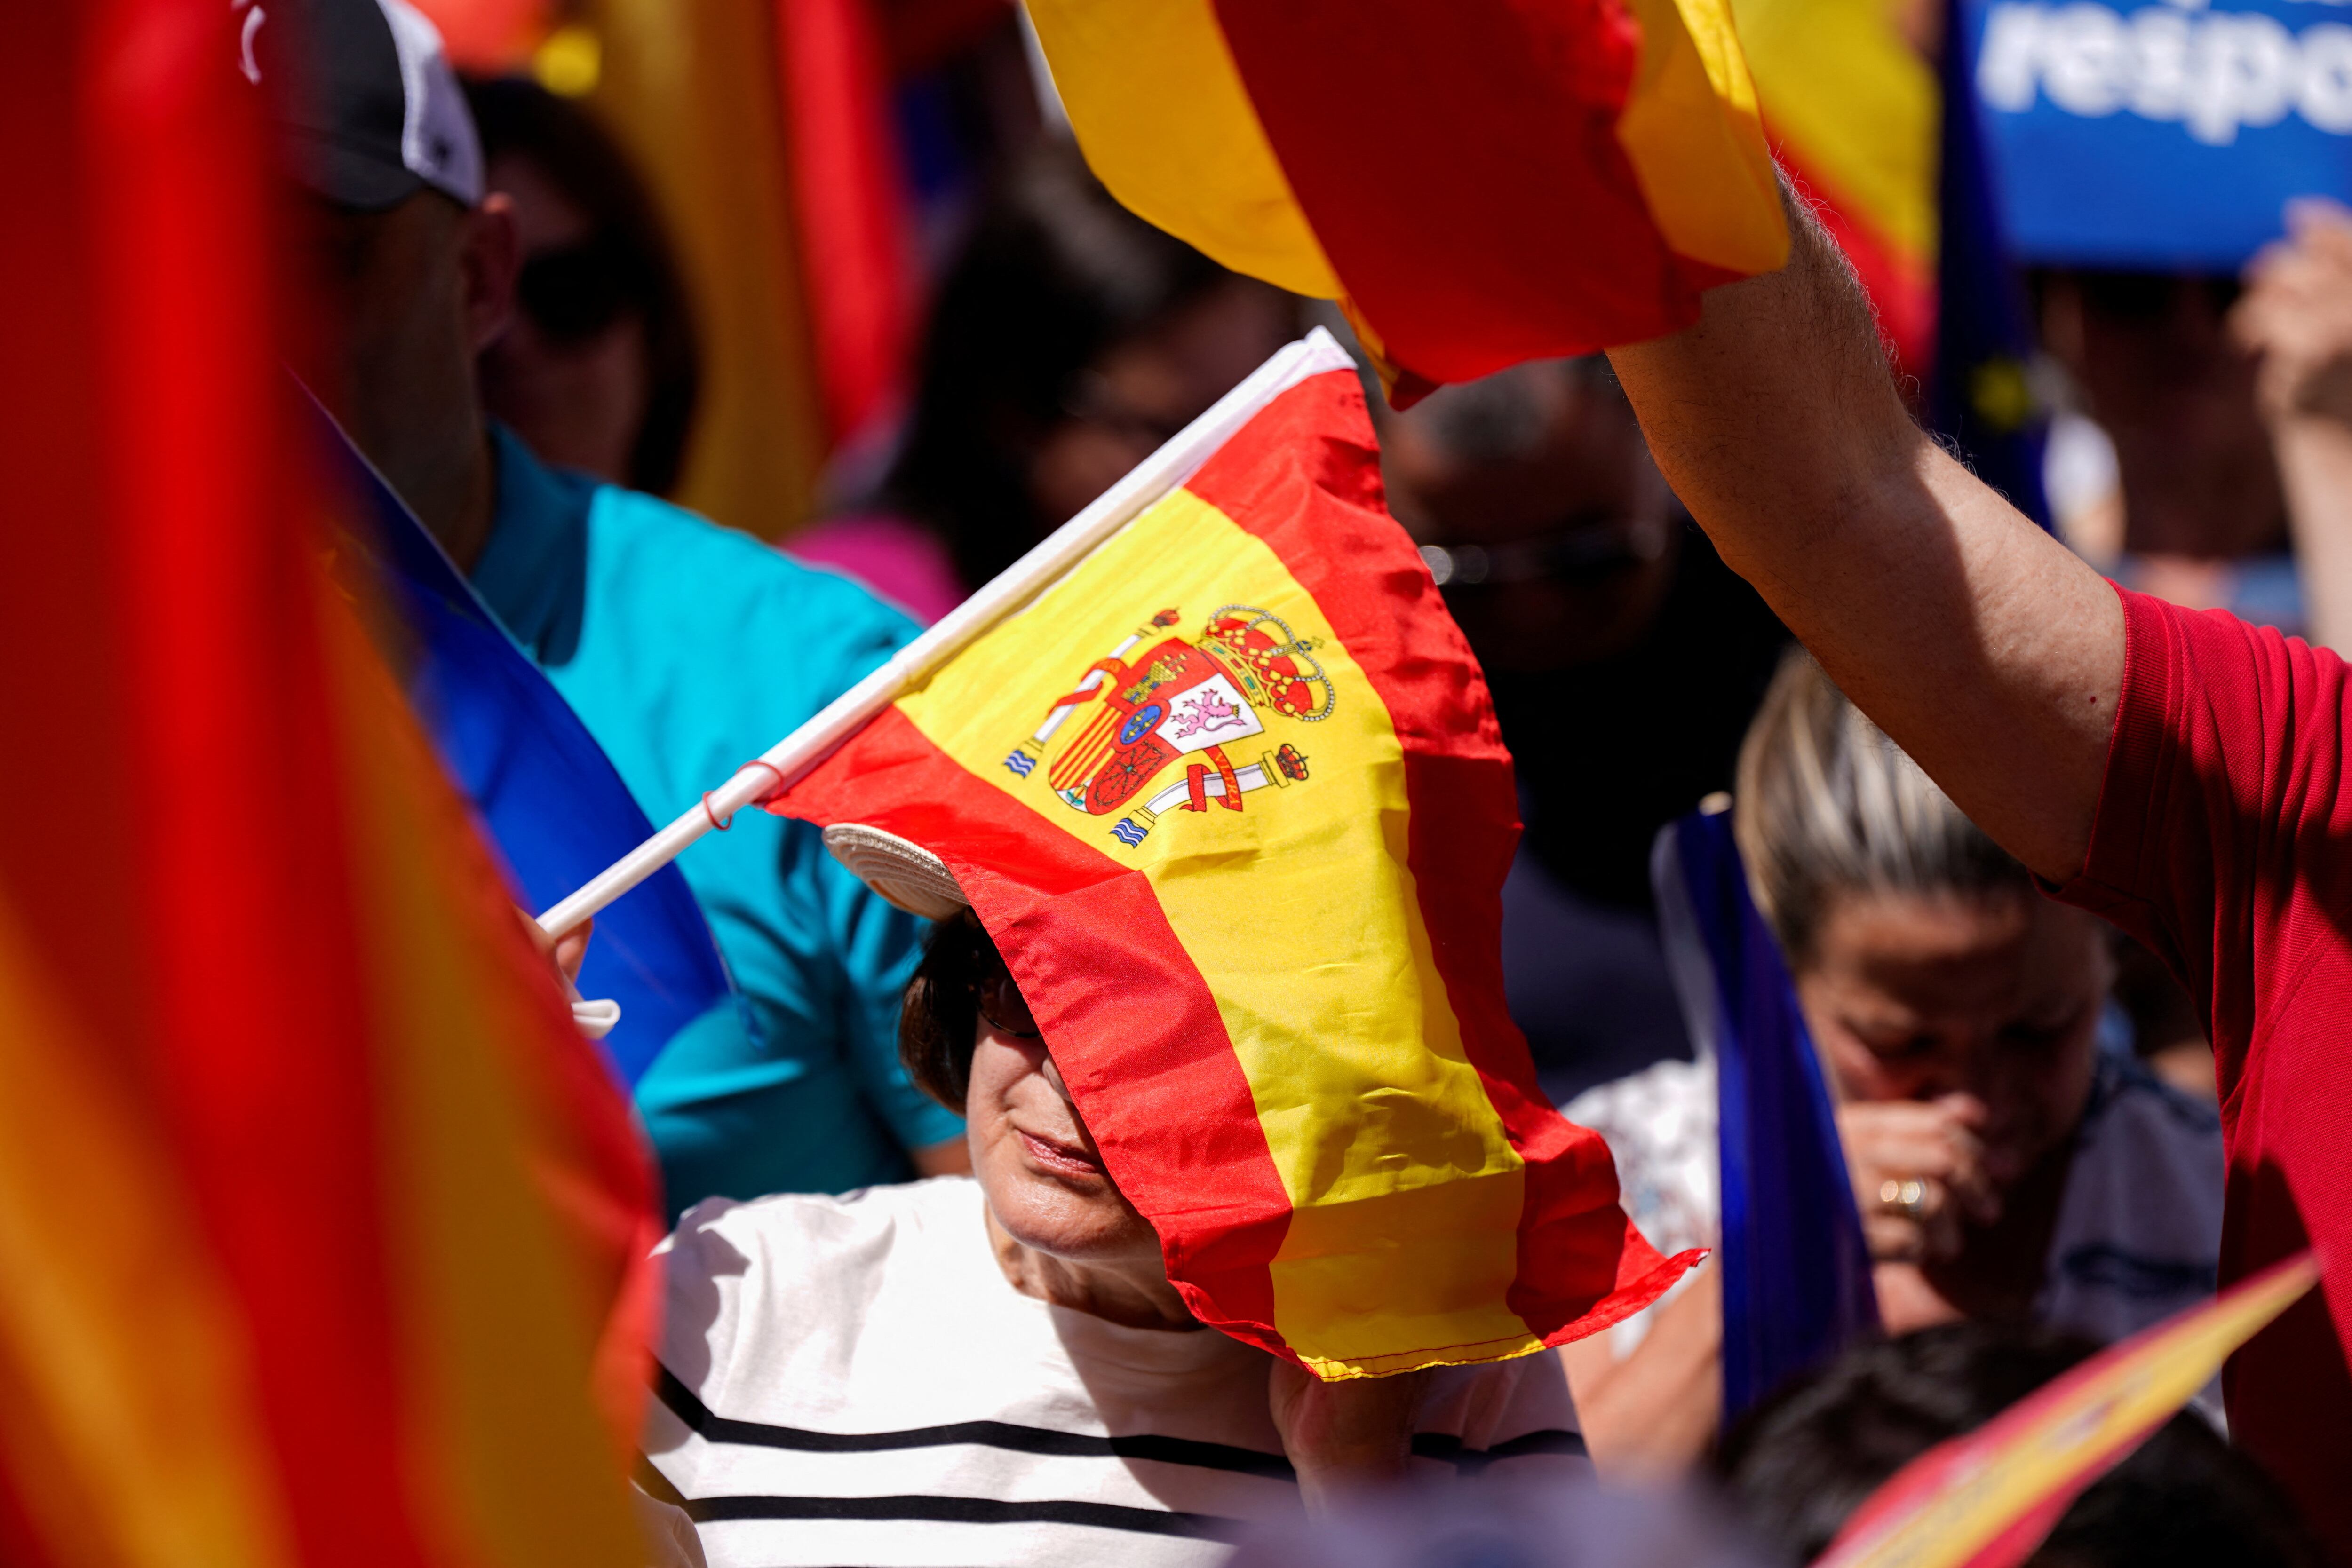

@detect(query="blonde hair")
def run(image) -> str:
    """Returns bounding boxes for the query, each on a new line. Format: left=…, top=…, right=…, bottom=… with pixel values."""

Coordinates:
left=1732, top=649, right=2030, bottom=968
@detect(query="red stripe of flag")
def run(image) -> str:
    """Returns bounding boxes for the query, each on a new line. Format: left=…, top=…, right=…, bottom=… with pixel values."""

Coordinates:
left=87, top=3, right=431, bottom=1559
left=779, top=0, right=919, bottom=449
left=1210, top=0, right=1694, bottom=385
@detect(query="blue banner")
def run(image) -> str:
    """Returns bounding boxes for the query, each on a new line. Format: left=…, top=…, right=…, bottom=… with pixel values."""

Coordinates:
left=1655, top=810, right=1880, bottom=1423
left=1963, top=0, right=2352, bottom=268
left=309, top=396, right=744, bottom=1088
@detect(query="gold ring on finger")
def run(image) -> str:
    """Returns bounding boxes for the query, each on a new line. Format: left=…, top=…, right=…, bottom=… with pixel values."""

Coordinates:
left=1876, top=1177, right=1931, bottom=1221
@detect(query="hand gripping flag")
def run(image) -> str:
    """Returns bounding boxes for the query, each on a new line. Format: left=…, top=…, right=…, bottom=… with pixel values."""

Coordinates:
left=756, top=332, right=1698, bottom=1377
left=1022, top=0, right=1788, bottom=397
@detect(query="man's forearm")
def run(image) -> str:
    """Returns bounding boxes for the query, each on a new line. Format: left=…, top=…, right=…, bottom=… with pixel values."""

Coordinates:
left=1605, top=185, right=2122, bottom=882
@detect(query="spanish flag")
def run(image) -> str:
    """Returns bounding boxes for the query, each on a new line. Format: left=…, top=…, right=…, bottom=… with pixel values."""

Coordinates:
left=771, top=333, right=1698, bottom=1378
left=1024, top=0, right=1788, bottom=396
left=0, top=4, right=651, bottom=1560
left=1820, top=1255, right=2320, bottom=1568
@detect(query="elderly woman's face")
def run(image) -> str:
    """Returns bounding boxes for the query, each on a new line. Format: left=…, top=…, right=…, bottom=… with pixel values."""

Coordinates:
left=964, top=1009, right=1165, bottom=1270
left=1795, top=889, right=2111, bottom=1191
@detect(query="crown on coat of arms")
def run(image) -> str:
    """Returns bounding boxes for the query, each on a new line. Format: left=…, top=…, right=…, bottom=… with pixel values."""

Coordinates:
left=1197, top=605, right=1336, bottom=722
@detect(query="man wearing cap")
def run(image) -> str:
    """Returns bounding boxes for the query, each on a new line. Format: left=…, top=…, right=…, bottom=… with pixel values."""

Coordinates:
left=253, top=0, right=967, bottom=1211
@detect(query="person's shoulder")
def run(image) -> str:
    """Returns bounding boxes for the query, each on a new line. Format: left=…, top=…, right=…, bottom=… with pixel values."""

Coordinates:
left=2081, top=1051, right=2222, bottom=1147
left=1565, top=1056, right=1719, bottom=1256
left=2044, top=1054, right=2223, bottom=1332
left=585, top=484, right=920, bottom=647
left=661, top=1176, right=982, bottom=1291
left=1565, top=1056, right=1714, bottom=1158
left=2114, top=581, right=2352, bottom=727
left=2064, top=1054, right=2223, bottom=1250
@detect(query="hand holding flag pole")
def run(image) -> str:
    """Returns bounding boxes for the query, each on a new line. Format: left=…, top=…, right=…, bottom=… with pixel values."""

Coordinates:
left=535, top=329, right=1355, bottom=940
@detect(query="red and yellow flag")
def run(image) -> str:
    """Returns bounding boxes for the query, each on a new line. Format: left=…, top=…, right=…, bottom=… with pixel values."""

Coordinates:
left=1731, top=0, right=1937, bottom=372
left=0, top=3, right=654, bottom=1561
left=1024, top=0, right=1788, bottom=396
left=1820, top=1254, right=2322, bottom=1568
left=771, top=338, right=1698, bottom=1378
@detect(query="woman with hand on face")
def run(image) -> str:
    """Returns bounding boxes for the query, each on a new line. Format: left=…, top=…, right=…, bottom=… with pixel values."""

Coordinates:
left=642, top=906, right=1584, bottom=1568
left=1557, top=650, right=2223, bottom=1477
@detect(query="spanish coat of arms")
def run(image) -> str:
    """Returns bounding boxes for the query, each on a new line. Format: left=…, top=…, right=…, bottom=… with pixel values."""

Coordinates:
left=1003, top=606, right=1331, bottom=847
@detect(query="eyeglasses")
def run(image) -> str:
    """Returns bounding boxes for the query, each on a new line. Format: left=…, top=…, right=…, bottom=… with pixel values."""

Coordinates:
left=515, top=234, right=648, bottom=346
left=972, top=967, right=1041, bottom=1040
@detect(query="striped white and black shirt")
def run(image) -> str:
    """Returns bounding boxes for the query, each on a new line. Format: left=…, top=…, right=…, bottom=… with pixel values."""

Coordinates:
left=643, top=1178, right=1587, bottom=1567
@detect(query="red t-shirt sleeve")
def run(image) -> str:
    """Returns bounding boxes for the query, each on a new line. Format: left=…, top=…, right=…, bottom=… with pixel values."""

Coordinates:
left=2053, top=584, right=2352, bottom=1094
left=2050, top=581, right=2352, bottom=1558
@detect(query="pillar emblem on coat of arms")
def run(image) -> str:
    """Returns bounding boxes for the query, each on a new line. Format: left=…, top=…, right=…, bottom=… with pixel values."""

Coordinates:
left=1003, top=606, right=1330, bottom=847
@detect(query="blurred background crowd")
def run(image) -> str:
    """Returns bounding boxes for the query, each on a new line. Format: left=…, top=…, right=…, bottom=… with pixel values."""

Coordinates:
left=405, top=0, right=2352, bottom=1120
left=245, top=0, right=2352, bottom=1559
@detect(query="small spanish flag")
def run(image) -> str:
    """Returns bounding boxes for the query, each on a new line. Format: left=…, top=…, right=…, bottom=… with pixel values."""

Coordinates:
left=771, top=335, right=1698, bottom=1378
left=1024, top=0, right=1788, bottom=396
left=1820, top=1254, right=2322, bottom=1568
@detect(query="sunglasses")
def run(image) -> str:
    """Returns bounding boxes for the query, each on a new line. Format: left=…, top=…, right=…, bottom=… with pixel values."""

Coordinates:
left=515, top=235, right=649, bottom=346
left=971, top=967, right=1041, bottom=1040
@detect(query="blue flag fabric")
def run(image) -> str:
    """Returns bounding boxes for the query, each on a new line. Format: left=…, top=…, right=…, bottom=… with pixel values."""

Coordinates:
left=1933, top=0, right=2053, bottom=533
left=310, top=399, right=744, bottom=1087
left=1655, top=809, right=1879, bottom=1424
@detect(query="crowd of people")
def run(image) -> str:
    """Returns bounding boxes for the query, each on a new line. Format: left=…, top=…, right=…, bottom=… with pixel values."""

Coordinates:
left=262, top=0, right=2352, bottom=1562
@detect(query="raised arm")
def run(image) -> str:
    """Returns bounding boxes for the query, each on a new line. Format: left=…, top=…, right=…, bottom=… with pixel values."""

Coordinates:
left=1607, top=190, right=2122, bottom=883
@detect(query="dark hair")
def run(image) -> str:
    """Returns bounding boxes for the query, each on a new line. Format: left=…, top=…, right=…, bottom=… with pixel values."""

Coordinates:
left=463, top=77, right=700, bottom=497
left=881, top=139, right=1236, bottom=592
left=898, top=910, right=1002, bottom=1111
left=1714, top=1321, right=2322, bottom=1568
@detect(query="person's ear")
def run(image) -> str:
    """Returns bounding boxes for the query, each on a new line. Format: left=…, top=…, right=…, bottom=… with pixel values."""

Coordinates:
left=461, top=191, right=520, bottom=355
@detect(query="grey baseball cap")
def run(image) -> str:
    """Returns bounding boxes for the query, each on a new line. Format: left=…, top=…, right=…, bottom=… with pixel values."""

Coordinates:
left=241, top=0, right=484, bottom=210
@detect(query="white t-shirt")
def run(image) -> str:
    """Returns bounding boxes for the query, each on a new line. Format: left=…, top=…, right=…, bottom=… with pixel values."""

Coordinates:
left=643, top=1177, right=1586, bottom=1568
left=1565, top=1049, right=2225, bottom=1354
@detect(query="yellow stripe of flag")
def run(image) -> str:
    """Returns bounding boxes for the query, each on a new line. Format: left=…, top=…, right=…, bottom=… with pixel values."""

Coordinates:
left=1023, top=0, right=1343, bottom=299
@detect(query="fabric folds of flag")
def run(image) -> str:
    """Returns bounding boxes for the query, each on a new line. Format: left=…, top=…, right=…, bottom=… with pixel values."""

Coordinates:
left=0, top=3, right=653, bottom=1561
left=1024, top=0, right=1788, bottom=396
left=769, top=336, right=1699, bottom=1378
left=1656, top=809, right=1878, bottom=1424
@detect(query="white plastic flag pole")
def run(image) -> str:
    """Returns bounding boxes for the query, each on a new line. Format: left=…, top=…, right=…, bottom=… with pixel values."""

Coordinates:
left=536, top=327, right=1357, bottom=939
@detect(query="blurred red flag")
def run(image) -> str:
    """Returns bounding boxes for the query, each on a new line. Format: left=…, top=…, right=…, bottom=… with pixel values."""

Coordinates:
left=0, top=2, right=656, bottom=1561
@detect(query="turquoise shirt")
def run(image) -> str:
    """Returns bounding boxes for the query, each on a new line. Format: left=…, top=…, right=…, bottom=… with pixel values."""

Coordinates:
left=471, top=430, right=962, bottom=1213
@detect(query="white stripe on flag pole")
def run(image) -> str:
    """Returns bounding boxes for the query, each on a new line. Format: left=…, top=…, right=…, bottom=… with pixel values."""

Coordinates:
left=536, top=327, right=1359, bottom=938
